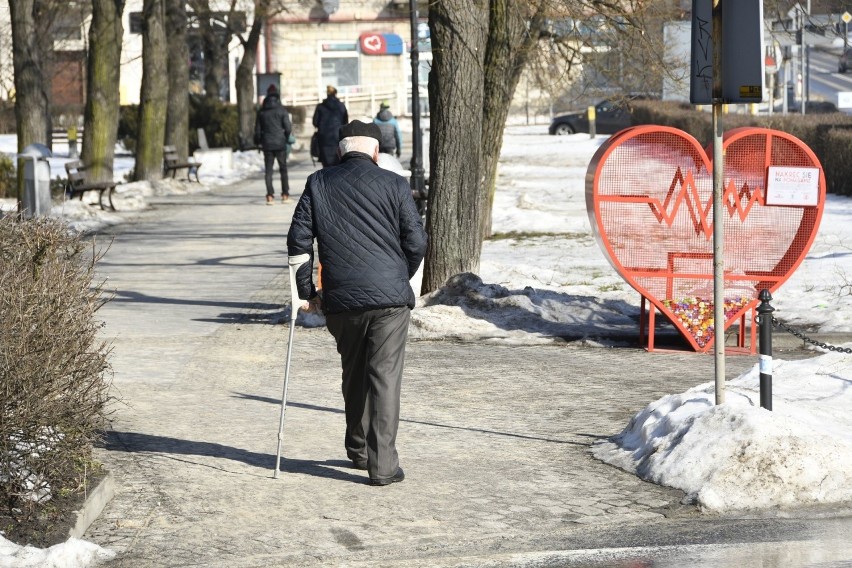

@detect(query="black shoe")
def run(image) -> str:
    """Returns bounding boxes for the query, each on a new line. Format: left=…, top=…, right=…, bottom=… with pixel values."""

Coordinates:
left=351, top=458, right=368, bottom=470
left=369, top=467, right=405, bottom=486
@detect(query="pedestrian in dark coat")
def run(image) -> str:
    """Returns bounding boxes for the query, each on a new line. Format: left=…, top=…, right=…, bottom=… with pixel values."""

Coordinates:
left=312, top=85, right=349, bottom=168
left=287, top=120, right=427, bottom=486
left=255, top=85, right=293, bottom=204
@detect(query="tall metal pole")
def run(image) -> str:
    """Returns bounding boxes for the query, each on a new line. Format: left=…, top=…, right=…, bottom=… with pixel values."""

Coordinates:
left=800, top=9, right=806, bottom=116
left=408, top=0, right=426, bottom=209
left=712, top=0, right=726, bottom=405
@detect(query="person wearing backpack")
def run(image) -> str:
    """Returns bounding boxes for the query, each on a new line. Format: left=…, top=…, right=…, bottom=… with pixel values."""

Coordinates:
left=372, top=101, right=402, bottom=157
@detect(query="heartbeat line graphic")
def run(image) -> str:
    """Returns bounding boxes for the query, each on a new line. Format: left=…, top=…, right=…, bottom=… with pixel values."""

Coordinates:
left=603, top=167, right=766, bottom=238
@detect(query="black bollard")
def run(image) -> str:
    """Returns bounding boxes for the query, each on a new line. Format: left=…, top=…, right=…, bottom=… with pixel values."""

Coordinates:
left=756, top=289, right=775, bottom=410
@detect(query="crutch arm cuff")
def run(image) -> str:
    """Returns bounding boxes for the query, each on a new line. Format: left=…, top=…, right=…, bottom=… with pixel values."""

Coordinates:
left=288, top=253, right=311, bottom=267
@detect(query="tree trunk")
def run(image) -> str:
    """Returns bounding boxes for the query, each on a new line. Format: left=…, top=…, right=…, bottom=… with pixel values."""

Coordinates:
left=236, top=1, right=268, bottom=149
left=165, top=0, right=189, bottom=161
left=81, top=0, right=124, bottom=183
left=135, top=0, right=168, bottom=181
left=479, top=0, right=545, bottom=239
left=190, top=0, right=227, bottom=102
left=421, top=0, right=489, bottom=294
left=9, top=0, right=50, bottom=198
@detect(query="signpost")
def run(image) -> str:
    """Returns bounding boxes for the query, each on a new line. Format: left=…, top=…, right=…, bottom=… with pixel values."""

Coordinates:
left=691, top=0, right=765, bottom=405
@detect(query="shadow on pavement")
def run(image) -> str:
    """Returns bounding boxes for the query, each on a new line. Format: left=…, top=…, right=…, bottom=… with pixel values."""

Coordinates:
left=100, top=430, right=366, bottom=483
left=232, top=393, right=587, bottom=445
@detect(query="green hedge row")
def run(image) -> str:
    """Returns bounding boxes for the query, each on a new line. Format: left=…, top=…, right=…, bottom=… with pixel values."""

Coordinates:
left=631, top=101, right=852, bottom=196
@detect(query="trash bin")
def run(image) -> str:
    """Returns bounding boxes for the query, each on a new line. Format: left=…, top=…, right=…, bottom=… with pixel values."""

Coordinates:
left=20, top=143, right=52, bottom=219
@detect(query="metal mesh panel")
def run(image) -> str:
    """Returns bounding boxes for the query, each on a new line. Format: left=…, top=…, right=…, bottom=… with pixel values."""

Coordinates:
left=586, top=127, right=825, bottom=351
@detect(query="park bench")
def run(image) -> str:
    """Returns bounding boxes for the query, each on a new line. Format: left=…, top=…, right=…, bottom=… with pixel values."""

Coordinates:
left=64, top=160, right=117, bottom=211
left=163, top=145, right=201, bottom=182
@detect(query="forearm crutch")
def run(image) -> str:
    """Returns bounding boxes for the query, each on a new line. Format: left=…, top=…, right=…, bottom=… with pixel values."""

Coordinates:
left=273, top=253, right=311, bottom=478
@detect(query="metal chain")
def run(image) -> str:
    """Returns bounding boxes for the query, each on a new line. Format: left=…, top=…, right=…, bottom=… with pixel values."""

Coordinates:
left=770, top=316, right=852, bottom=353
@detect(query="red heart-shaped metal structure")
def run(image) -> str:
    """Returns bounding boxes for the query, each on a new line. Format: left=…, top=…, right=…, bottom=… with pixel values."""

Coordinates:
left=586, top=126, right=825, bottom=352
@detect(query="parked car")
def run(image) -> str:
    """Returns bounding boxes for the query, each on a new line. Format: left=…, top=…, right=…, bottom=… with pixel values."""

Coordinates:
left=839, top=49, right=851, bottom=73
left=548, top=98, right=643, bottom=136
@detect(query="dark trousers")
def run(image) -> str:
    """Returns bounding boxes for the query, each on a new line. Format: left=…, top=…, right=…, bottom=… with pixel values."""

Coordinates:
left=263, top=149, right=289, bottom=197
left=325, top=306, right=410, bottom=479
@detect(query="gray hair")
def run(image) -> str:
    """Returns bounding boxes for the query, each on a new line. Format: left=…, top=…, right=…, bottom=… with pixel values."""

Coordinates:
left=339, top=136, right=379, bottom=157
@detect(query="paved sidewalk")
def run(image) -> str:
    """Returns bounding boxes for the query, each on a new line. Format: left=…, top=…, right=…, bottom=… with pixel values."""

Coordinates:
left=85, top=160, right=846, bottom=567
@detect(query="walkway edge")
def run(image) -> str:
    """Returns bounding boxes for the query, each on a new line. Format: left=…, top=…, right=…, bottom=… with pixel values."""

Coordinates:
left=69, top=470, right=115, bottom=540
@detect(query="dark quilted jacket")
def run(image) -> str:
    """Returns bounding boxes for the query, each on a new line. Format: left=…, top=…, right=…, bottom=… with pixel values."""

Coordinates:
left=254, top=94, right=292, bottom=151
left=286, top=153, right=427, bottom=314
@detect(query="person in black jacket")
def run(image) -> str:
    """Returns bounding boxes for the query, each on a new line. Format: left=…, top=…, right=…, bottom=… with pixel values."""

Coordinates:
left=255, top=85, right=293, bottom=204
left=312, top=85, right=349, bottom=168
left=287, top=120, right=427, bottom=486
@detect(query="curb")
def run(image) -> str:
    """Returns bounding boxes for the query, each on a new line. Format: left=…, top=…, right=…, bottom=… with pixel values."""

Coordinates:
left=68, top=470, right=115, bottom=540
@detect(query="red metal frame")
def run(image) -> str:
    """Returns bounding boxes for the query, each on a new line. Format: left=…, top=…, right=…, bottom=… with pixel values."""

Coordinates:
left=587, top=126, right=825, bottom=353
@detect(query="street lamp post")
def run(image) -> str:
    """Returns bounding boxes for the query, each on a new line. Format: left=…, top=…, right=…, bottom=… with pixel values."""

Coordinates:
left=408, top=0, right=426, bottom=215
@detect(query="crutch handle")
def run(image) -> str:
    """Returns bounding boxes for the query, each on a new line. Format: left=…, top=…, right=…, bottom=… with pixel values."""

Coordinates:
left=287, top=253, right=311, bottom=322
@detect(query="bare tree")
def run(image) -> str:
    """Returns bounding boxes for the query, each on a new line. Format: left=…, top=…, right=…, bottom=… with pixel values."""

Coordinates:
left=234, top=0, right=272, bottom=149
left=480, top=1, right=547, bottom=239
left=188, top=0, right=230, bottom=101
left=165, top=0, right=190, bottom=161
left=421, top=0, right=489, bottom=292
left=134, top=0, right=168, bottom=181
left=81, top=0, right=124, bottom=183
left=421, top=0, right=678, bottom=294
left=8, top=0, right=50, bottom=153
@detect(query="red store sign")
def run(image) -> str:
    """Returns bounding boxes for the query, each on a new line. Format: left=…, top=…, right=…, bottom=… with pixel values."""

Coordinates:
left=359, top=32, right=404, bottom=56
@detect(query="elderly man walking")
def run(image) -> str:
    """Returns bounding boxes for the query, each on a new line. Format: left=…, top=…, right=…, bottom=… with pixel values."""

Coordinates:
left=287, top=120, right=427, bottom=486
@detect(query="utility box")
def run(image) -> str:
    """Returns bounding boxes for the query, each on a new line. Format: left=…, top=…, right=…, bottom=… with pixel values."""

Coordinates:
left=20, top=143, right=52, bottom=219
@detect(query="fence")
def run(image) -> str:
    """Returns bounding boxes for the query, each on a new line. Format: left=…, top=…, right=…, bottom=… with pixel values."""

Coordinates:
left=282, top=83, right=427, bottom=119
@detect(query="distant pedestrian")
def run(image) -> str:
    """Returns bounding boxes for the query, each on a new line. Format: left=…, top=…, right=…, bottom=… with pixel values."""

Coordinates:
left=372, top=101, right=402, bottom=157
left=312, top=85, right=349, bottom=168
left=287, top=120, right=427, bottom=486
left=255, top=84, right=293, bottom=204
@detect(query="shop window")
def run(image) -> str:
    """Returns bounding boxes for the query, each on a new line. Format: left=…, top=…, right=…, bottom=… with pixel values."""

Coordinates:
left=320, top=42, right=359, bottom=91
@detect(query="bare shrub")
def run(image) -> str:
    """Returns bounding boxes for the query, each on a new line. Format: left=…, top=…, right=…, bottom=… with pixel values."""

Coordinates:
left=0, top=216, right=112, bottom=540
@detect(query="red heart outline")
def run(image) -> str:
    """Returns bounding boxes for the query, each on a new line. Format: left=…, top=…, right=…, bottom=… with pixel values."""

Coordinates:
left=586, top=126, right=825, bottom=352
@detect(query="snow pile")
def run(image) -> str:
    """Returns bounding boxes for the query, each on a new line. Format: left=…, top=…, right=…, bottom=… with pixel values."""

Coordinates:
left=410, top=272, right=636, bottom=344
left=0, top=536, right=114, bottom=568
left=593, top=349, right=852, bottom=512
